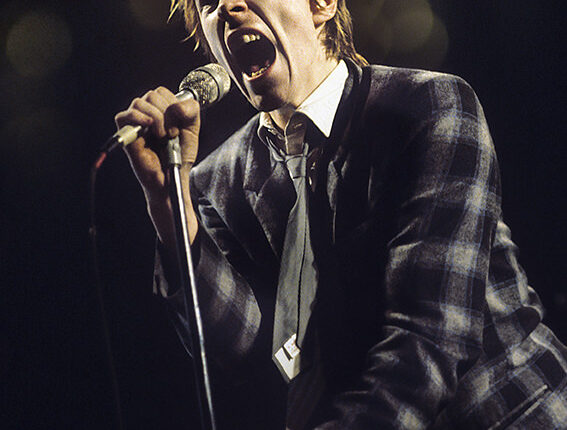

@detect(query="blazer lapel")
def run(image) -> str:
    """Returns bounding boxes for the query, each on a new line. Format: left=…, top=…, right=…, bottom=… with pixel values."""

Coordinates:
left=241, top=60, right=372, bottom=254
left=324, top=60, right=370, bottom=244
left=326, top=63, right=403, bottom=246
left=243, top=131, right=295, bottom=257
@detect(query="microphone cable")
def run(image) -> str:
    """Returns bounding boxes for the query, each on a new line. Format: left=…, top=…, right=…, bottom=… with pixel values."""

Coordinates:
left=89, top=151, right=124, bottom=430
left=88, top=63, right=230, bottom=430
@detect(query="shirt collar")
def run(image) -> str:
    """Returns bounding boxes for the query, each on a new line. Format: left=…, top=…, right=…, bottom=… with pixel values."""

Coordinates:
left=258, top=60, right=348, bottom=149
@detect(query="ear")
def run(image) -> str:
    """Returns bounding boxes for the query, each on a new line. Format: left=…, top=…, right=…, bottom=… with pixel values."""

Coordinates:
left=311, top=0, right=338, bottom=28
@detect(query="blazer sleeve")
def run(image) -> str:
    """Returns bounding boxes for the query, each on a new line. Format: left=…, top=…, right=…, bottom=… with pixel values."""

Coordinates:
left=153, top=193, right=263, bottom=372
left=318, top=74, right=502, bottom=429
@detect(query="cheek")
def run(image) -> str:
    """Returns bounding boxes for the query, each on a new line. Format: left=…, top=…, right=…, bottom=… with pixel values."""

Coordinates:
left=201, top=22, right=232, bottom=72
left=201, top=23, right=221, bottom=58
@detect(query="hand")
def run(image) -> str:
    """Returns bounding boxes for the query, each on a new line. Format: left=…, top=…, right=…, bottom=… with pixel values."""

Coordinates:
left=114, top=86, right=201, bottom=247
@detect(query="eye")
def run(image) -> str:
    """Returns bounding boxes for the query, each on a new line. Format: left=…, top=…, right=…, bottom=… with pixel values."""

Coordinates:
left=196, top=0, right=218, bottom=12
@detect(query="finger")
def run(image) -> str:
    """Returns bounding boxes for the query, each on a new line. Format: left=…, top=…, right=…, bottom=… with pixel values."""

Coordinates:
left=116, top=97, right=164, bottom=138
left=131, top=96, right=168, bottom=139
left=114, top=107, right=153, bottom=131
left=154, top=86, right=179, bottom=104
left=141, top=87, right=183, bottom=141
left=163, top=98, right=201, bottom=139
left=142, top=87, right=173, bottom=113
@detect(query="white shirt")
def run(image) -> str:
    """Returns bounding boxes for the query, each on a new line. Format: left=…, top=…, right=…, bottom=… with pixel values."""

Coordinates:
left=257, top=60, right=348, bottom=156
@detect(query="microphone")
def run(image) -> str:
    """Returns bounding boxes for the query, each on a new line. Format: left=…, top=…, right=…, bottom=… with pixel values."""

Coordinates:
left=102, top=63, right=231, bottom=153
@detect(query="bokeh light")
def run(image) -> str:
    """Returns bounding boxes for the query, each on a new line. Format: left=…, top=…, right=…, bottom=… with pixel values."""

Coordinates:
left=128, top=0, right=170, bottom=30
left=5, top=11, right=72, bottom=79
left=2, top=107, right=78, bottom=180
left=387, top=0, right=434, bottom=54
left=351, top=0, right=449, bottom=69
left=410, top=14, right=449, bottom=70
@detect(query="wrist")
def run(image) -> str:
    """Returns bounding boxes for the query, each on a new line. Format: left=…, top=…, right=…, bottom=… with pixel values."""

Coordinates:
left=146, top=191, right=199, bottom=245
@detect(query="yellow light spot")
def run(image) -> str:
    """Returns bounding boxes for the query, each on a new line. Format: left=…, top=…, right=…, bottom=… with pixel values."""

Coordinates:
left=6, top=11, right=72, bottom=78
left=351, top=0, right=449, bottom=68
left=389, top=0, right=435, bottom=54
left=410, top=15, right=449, bottom=69
left=128, top=0, right=169, bottom=30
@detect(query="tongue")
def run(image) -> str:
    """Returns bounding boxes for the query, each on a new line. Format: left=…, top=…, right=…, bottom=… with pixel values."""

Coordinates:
left=249, top=63, right=262, bottom=74
left=248, top=59, right=271, bottom=75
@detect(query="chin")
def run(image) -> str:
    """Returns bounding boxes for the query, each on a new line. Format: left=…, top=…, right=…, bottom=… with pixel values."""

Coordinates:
left=248, top=91, right=286, bottom=113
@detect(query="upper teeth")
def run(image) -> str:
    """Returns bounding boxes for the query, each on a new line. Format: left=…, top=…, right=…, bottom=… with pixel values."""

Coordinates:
left=242, top=33, right=260, bottom=44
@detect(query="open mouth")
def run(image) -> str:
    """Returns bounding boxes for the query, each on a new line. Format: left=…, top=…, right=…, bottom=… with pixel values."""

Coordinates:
left=229, top=32, right=276, bottom=79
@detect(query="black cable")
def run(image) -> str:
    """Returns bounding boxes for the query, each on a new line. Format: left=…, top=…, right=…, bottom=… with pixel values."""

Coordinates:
left=89, top=152, right=124, bottom=430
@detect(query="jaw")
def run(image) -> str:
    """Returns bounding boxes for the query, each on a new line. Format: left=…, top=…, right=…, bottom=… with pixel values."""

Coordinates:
left=228, top=31, right=276, bottom=79
left=220, top=27, right=305, bottom=116
left=242, top=59, right=290, bottom=112
left=217, top=24, right=336, bottom=119
left=225, top=29, right=277, bottom=100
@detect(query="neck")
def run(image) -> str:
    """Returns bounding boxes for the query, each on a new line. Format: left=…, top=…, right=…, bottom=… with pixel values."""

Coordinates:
left=269, top=57, right=339, bottom=130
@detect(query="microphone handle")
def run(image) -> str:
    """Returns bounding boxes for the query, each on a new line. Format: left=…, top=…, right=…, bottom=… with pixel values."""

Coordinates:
left=100, top=88, right=195, bottom=154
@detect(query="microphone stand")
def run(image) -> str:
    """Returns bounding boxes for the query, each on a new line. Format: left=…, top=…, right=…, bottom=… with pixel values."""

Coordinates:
left=165, top=137, right=216, bottom=430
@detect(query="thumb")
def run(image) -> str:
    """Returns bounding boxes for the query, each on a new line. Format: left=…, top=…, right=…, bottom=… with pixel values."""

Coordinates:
left=164, top=98, right=201, bottom=165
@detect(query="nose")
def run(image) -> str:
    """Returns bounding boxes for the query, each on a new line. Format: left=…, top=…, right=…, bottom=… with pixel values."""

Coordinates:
left=217, top=0, right=247, bottom=25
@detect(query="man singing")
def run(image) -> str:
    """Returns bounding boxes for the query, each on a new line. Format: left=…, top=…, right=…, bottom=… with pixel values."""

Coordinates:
left=115, top=0, right=567, bottom=428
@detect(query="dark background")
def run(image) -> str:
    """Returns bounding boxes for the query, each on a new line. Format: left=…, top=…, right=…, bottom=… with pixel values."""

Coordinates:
left=1, top=0, right=565, bottom=428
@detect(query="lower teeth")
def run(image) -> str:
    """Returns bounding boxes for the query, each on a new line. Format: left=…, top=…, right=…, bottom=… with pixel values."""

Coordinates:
left=249, top=65, right=269, bottom=78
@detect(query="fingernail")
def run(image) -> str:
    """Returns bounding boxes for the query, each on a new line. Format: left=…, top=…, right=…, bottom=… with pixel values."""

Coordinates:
left=168, top=127, right=179, bottom=139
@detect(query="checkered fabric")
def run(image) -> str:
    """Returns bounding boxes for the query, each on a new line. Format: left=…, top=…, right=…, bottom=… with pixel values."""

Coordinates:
left=154, top=61, right=567, bottom=429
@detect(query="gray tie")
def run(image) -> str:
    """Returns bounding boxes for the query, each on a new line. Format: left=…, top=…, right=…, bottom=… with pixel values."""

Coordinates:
left=272, top=144, right=319, bottom=383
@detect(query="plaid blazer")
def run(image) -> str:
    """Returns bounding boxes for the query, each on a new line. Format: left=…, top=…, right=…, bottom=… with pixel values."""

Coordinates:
left=154, top=61, right=567, bottom=429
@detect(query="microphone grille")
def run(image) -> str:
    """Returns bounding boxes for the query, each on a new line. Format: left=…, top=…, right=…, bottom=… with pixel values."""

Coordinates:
left=179, top=63, right=231, bottom=107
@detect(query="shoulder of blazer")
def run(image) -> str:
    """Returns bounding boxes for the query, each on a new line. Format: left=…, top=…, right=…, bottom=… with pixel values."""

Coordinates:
left=360, top=64, right=480, bottom=130
left=349, top=63, right=482, bottom=160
